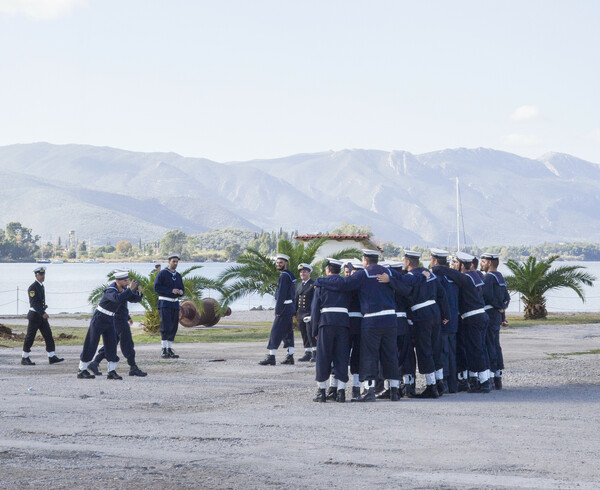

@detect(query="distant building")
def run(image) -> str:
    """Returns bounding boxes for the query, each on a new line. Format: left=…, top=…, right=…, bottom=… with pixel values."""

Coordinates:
left=294, top=234, right=382, bottom=262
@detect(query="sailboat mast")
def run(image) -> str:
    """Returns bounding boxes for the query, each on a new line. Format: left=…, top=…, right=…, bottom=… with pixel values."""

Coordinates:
left=456, top=177, right=460, bottom=251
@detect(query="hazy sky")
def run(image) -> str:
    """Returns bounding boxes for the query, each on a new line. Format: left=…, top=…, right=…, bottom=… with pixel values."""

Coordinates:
left=1, top=0, right=599, bottom=163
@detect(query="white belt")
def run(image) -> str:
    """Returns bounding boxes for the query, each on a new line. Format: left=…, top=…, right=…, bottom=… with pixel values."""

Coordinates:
left=411, top=299, right=436, bottom=312
left=283, top=299, right=293, bottom=304
left=320, top=307, right=349, bottom=314
left=29, top=307, right=37, bottom=312
left=461, top=308, right=486, bottom=319
left=484, top=305, right=494, bottom=310
left=396, top=312, right=407, bottom=318
left=158, top=296, right=179, bottom=302
left=363, top=309, right=396, bottom=318
left=96, top=305, right=115, bottom=317
left=349, top=312, right=363, bottom=318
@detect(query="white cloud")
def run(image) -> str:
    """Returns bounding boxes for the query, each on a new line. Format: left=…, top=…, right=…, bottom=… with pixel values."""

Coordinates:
left=511, top=105, right=540, bottom=121
left=589, top=128, right=600, bottom=142
left=0, top=0, right=86, bottom=21
left=503, top=133, right=542, bottom=147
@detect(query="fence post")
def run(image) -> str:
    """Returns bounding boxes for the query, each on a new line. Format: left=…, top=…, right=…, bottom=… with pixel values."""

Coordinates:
left=16, top=286, right=19, bottom=316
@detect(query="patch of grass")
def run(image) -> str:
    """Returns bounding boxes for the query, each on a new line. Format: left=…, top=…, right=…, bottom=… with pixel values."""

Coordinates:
left=133, top=326, right=272, bottom=344
left=505, top=313, right=600, bottom=329
left=547, top=349, right=600, bottom=359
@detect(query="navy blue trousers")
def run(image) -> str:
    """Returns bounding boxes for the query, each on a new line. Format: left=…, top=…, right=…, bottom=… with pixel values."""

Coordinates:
left=349, top=333, right=361, bottom=374
left=95, top=320, right=136, bottom=367
left=413, top=316, right=438, bottom=374
left=456, top=321, right=469, bottom=373
left=23, top=313, right=55, bottom=353
left=297, top=313, right=316, bottom=349
left=486, top=323, right=504, bottom=372
left=400, top=322, right=417, bottom=377
left=315, top=325, right=350, bottom=383
left=463, top=314, right=489, bottom=373
left=80, top=312, right=118, bottom=363
left=360, top=327, right=399, bottom=382
left=267, top=314, right=294, bottom=350
left=441, top=332, right=457, bottom=392
left=160, top=307, right=180, bottom=342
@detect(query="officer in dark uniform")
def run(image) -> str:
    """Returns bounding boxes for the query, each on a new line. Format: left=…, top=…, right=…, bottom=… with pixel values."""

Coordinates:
left=154, top=254, right=185, bottom=358
left=259, top=253, right=296, bottom=365
left=21, top=266, right=64, bottom=366
left=432, top=251, right=491, bottom=393
left=87, top=270, right=147, bottom=377
left=481, top=253, right=510, bottom=390
left=311, top=259, right=352, bottom=402
left=346, top=261, right=364, bottom=401
left=430, top=249, right=460, bottom=393
left=78, top=271, right=138, bottom=380
left=295, top=263, right=316, bottom=362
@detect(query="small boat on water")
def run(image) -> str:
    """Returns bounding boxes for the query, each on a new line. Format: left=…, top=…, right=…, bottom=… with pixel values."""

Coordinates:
left=51, top=260, right=64, bottom=264
left=36, top=259, right=51, bottom=264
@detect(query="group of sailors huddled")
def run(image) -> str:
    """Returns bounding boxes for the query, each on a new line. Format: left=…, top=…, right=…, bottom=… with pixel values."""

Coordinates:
left=260, top=248, right=509, bottom=402
left=20, top=254, right=186, bottom=380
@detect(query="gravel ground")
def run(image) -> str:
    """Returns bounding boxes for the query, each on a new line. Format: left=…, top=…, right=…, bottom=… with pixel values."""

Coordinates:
left=1, top=323, right=599, bottom=489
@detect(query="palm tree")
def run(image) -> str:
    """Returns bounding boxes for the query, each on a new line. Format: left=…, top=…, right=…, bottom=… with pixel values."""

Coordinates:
left=89, top=266, right=224, bottom=333
left=504, top=255, right=595, bottom=319
left=218, top=237, right=362, bottom=304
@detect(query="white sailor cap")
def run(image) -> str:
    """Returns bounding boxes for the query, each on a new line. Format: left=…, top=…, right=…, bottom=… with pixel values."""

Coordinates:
left=481, top=252, right=500, bottom=260
left=348, top=261, right=364, bottom=270
left=362, top=249, right=380, bottom=257
left=33, top=266, right=46, bottom=274
left=378, top=260, right=390, bottom=267
left=298, top=263, right=312, bottom=272
left=114, top=269, right=130, bottom=280
left=404, top=250, right=422, bottom=258
left=388, top=261, right=403, bottom=269
left=167, top=254, right=180, bottom=260
left=430, top=248, right=449, bottom=258
left=326, top=258, right=344, bottom=267
left=276, top=253, right=290, bottom=262
left=455, top=251, right=475, bottom=263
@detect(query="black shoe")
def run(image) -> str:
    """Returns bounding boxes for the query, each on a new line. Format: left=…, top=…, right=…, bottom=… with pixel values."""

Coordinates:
left=167, top=348, right=179, bottom=359
left=87, top=361, right=102, bottom=376
left=77, top=369, right=95, bottom=379
left=351, top=386, right=361, bottom=402
left=107, top=370, right=123, bottom=380
left=161, top=348, right=169, bottom=359
left=298, top=351, right=312, bottom=362
left=336, top=389, right=346, bottom=403
left=417, top=384, right=440, bottom=399
left=358, top=387, right=376, bottom=402
left=405, top=382, right=417, bottom=398
left=48, top=355, right=64, bottom=364
left=479, top=379, right=492, bottom=393
left=313, top=388, right=326, bottom=403
left=258, top=354, right=276, bottom=366
left=21, top=357, right=35, bottom=366
left=326, top=386, right=338, bottom=401
left=494, top=376, right=502, bottom=390
left=436, top=379, right=447, bottom=396
left=457, top=378, right=470, bottom=392
left=468, top=377, right=480, bottom=393
left=129, top=365, right=147, bottom=377
left=391, top=387, right=400, bottom=401
left=310, top=351, right=316, bottom=363
left=376, top=388, right=391, bottom=399
left=280, top=354, right=294, bottom=365
left=488, top=378, right=495, bottom=390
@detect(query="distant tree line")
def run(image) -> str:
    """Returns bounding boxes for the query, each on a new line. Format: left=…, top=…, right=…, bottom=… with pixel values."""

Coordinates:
left=0, top=222, right=39, bottom=261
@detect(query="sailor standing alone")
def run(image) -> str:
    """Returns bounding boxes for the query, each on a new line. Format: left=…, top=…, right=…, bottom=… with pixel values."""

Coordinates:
left=154, top=254, right=185, bottom=359
left=21, top=266, right=64, bottom=366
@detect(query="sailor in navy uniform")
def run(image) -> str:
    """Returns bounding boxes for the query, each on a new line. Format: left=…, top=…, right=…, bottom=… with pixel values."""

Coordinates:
left=295, top=263, right=316, bottom=362
left=317, top=249, right=420, bottom=401
left=78, top=270, right=138, bottom=379
left=311, top=259, right=352, bottom=402
left=154, top=254, right=185, bottom=359
left=385, top=250, right=449, bottom=398
left=346, top=261, right=364, bottom=401
left=87, top=270, right=147, bottom=377
left=430, top=249, right=460, bottom=394
left=21, top=267, right=64, bottom=366
left=481, top=253, right=510, bottom=390
left=432, top=251, right=492, bottom=393
left=259, top=253, right=296, bottom=365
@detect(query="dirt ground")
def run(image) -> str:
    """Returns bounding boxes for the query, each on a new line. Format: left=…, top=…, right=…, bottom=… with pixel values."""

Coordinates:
left=1, top=322, right=599, bottom=489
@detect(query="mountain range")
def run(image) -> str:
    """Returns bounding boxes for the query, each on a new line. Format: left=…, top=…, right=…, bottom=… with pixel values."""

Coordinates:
left=1, top=142, right=599, bottom=247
